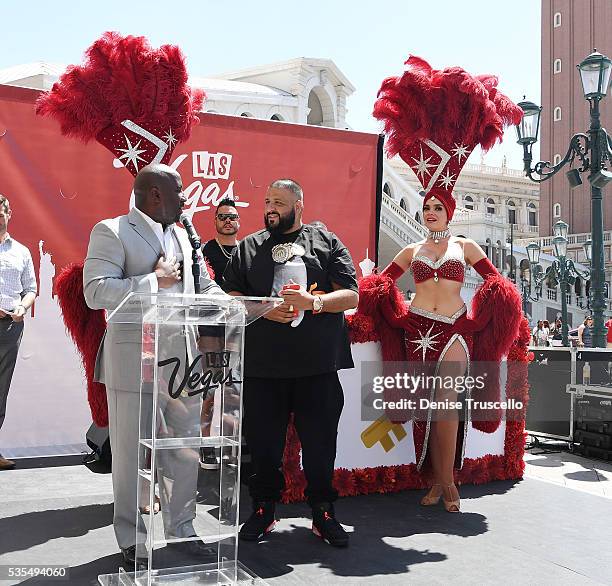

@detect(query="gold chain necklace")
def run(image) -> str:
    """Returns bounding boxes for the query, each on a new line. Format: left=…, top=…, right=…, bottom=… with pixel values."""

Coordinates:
left=215, top=238, right=236, bottom=260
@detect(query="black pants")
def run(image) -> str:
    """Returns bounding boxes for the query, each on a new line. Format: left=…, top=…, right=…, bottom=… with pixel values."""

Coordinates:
left=243, top=372, right=344, bottom=505
left=0, top=318, right=23, bottom=432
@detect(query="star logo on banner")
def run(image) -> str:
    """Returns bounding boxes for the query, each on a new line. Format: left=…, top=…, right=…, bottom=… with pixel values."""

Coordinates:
left=163, top=128, right=177, bottom=148
left=438, top=169, right=456, bottom=189
left=411, top=147, right=437, bottom=180
left=117, top=135, right=147, bottom=172
left=451, top=143, right=470, bottom=162
left=410, top=324, right=442, bottom=362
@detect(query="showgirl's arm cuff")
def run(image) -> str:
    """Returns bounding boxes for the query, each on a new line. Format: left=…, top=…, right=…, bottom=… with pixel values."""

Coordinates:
left=472, top=257, right=498, bottom=279
left=380, top=261, right=404, bottom=282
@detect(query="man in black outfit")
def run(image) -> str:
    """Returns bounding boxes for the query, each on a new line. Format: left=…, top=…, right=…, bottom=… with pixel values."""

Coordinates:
left=223, top=178, right=358, bottom=547
left=200, top=198, right=241, bottom=469
left=202, top=198, right=240, bottom=285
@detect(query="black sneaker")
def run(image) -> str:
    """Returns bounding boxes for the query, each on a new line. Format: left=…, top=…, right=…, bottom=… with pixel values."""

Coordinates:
left=200, top=447, right=220, bottom=470
left=311, top=502, right=349, bottom=547
left=239, top=501, right=276, bottom=541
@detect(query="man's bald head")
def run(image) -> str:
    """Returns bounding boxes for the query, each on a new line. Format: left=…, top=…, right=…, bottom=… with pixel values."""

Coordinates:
left=133, top=164, right=185, bottom=227
left=134, top=164, right=180, bottom=202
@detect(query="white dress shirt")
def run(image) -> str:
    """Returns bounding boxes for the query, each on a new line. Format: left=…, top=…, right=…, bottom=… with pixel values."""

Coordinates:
left=132, top=207, right=182, bottom=294
left=0, top=235, right=37, bottom=312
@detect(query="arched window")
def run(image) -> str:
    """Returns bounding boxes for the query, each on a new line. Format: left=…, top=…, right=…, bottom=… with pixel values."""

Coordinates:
left=528, top=202, right=537, bottom=226
left=553, top=203, right=561, bottom=218
left=400, top=199, right=407, bottom=211
left=464, top=195, right=474, bottom=210
left=554, top=12, right=561, bottom=27
left=415, top=211, right=421, bottom=224
left=507, top=200, right=517, bottom=224
left=486, top=198, right=495, bottom=214
left=240, top=112, right=254, bottom=118
left=306, top=87, right=335, bottom=127
left=554, top=106, right=562, bottom=122
left=383, top=183, right=392, bottom=198
left=270, top=113, right=284, bottom=121
left=554, top=59, right=562, bottom=74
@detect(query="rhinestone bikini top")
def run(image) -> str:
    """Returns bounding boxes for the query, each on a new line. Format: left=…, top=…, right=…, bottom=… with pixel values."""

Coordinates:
left=410, top=244, right=466, bottom=284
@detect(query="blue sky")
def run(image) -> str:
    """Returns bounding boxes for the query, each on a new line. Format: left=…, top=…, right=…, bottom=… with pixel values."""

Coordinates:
left=3, top=0, right=543, bottom=168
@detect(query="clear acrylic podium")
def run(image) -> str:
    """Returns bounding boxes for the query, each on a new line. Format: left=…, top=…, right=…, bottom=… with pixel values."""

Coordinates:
left=98, top=292, right=280, bottom=586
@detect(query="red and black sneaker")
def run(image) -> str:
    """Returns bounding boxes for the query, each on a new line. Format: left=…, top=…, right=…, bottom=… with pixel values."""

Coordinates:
left=239, top=501, right=276, bottom=541
left=311, top=502, right=349, bottom=547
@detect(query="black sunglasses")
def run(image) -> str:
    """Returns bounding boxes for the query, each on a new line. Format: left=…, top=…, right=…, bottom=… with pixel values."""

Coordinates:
left=216, top=213, right=239, bottom=221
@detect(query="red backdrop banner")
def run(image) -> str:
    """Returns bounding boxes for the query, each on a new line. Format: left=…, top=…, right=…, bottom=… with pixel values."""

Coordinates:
left=0, top=84, right=380, bottom=280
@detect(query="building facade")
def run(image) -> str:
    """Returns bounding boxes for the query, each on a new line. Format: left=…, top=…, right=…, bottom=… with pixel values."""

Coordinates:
left=541, top=0, right=612, bottom=236
left=382, top=156, right=540, bottom=273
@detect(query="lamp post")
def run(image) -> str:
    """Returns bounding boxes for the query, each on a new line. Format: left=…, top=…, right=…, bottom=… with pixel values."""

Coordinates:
left=506, top=222, right=515, bottom=283
left=522, top=221, right=590, bottom=346
left=516, top=50, right=612, bottom=348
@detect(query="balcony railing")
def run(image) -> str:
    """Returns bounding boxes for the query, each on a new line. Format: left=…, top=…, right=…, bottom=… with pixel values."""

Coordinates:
left=462, top=163, right=527, bottom=178
left=518, top=229, right=612, bottom=248
left=382, top=193, right=428, bottom=238
left=453, top=209, right=506, bottom=224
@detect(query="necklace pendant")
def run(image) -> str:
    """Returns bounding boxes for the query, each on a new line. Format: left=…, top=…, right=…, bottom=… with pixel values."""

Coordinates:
left=434, top=238, right=439, bottom=244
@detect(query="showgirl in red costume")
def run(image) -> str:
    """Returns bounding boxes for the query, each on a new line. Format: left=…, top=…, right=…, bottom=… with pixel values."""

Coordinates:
left=358, top=56, right=525, bottom=511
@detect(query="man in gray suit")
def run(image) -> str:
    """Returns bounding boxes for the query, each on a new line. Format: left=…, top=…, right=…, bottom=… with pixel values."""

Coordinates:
left=84, top=164, right=225, bottom=567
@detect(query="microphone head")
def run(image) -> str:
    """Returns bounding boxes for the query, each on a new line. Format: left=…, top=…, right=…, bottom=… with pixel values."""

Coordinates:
left=179, top=212, right=191, bottom=225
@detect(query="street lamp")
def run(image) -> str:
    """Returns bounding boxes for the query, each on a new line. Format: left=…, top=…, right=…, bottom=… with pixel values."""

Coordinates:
left=576, top=239, right=594, bottom=309
left=516, top=50, right=612, bottom=348
left=520, top=274, right=539, bottom=318
left=522, top=221, right=590, bottom=346
left=506, top=222, right=516, bottom=282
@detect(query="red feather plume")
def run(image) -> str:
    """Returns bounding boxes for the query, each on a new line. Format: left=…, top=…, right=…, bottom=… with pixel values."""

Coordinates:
left=374, top=55, right=523, bottom=159
left=54, top=263, right=108, bottom=426
left=36, top=31, right=204, bottom=145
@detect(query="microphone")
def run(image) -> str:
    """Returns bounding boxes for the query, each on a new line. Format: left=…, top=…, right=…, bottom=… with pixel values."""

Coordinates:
left=179, top=213, right=201, bottom=250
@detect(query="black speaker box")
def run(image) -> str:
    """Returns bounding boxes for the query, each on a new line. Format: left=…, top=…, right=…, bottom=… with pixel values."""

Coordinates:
left=86, top=423, right=112, bottom=463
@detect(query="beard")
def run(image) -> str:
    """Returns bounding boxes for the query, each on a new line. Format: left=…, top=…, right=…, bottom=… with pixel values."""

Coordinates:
left=264, top=208, right=296, bottom=234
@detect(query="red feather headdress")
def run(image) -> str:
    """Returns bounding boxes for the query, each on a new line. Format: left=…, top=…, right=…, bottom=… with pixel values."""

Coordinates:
left=37, top=31, right=204, bottom=176
left=37, top=32, right=204, bottom=426
left=373, top=55, right=522, bottom=220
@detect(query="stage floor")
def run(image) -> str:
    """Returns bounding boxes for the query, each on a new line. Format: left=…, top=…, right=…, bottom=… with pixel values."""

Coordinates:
left=0, top=452, right=611, bottom=585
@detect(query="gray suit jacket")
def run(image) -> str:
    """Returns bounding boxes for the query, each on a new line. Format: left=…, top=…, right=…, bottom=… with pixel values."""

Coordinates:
left=84, top=207, right=224, bottom=392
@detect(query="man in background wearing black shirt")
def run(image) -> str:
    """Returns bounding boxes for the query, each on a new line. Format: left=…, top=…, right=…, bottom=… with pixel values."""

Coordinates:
left=223, top=179, right=358, bottom=547
left=202, top=198, right=240, bottom=285
left=200, top=198, right=240, bottom=469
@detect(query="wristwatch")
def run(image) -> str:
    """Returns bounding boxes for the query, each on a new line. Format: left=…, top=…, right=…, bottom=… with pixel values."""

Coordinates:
left=312, top=295, right=324, bottom=314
